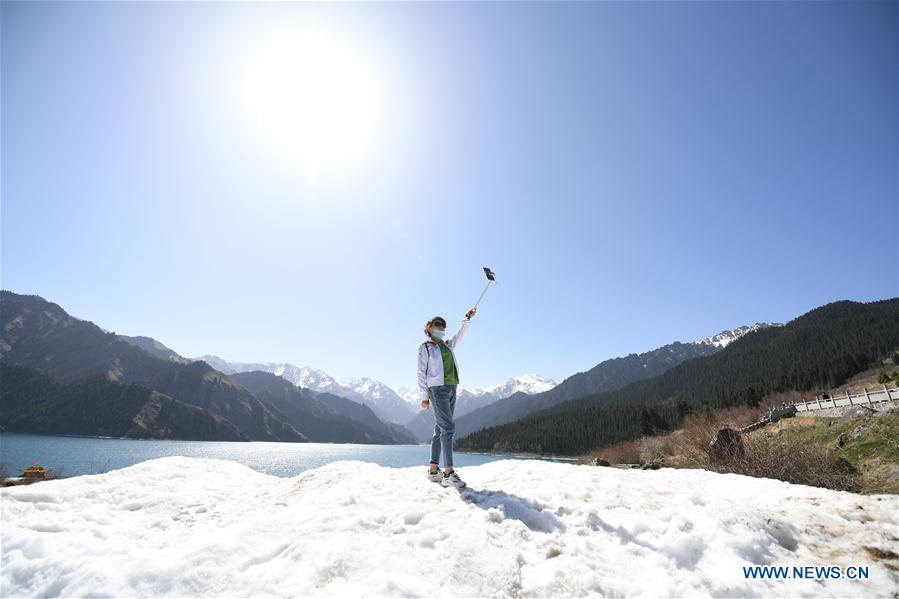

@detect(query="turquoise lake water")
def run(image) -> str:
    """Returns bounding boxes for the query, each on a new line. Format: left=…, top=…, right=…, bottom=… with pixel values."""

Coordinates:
left=0, top=433, right=572, bottom=478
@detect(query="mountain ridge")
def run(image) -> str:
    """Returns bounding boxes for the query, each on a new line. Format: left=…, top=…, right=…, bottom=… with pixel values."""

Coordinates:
left=0, top=291, right=413, bottom=445
left=451, top=322, right=782, bottom=439
left=457, top=298, right=899, bottom=456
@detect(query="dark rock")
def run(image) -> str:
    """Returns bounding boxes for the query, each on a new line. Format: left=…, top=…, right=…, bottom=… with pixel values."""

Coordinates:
left=589, top=457, right=611, bottom=467
left=709, top=428, right=746, bottom=464
left=767, top=403, right=797, bottom=423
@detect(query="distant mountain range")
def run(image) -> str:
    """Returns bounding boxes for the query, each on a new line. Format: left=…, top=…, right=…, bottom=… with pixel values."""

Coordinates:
left=228, top=371, right=415, bottom=444
left=0, top=288, right=794, bottom=451
left=196, top=355, right=425, bottom=424
left=451, top=322, right=783, bottom=439
left=0, top=362, right=247, bottom=441
left=140, top=328, right=783, bottom=441
left=197, top=356, right=350, bottom=397
left=195, top=355, right=558, bottom=429
left=457, top=299, right=899, bottom=456
left=0, top=292, right=412, bottom=444
left=401, top=374, right=559, bottom=441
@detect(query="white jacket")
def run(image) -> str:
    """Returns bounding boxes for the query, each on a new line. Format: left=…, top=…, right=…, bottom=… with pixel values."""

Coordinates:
left=417, top=318, right=472, bottom=402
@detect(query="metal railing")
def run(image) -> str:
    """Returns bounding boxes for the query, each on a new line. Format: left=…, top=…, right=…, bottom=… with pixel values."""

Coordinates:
left=794, top=385, right=898, bottom=412
left=736, top=385, right=898, bottom=434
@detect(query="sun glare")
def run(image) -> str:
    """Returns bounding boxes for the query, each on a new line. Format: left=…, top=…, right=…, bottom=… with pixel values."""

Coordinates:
left=223, top=28, right=388, bottom=181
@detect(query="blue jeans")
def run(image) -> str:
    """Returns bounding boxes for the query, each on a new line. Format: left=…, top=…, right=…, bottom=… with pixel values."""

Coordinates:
left=429, top=384, right=457, bottom=468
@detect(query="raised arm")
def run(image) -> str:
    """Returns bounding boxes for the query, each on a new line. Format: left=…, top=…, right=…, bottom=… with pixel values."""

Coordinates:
left=446, top=318, right=472, bottom=350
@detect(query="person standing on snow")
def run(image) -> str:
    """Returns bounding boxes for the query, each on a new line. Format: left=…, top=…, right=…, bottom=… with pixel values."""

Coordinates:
left=418, top=308, right=477, bottom=488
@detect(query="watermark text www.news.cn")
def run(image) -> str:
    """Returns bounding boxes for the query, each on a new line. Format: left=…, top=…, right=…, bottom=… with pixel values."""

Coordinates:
left=743, top=565, right=870, bottom=580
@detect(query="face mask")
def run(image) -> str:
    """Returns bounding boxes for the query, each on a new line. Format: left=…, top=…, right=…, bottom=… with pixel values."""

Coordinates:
left=431, top=330, right=445, bottom=339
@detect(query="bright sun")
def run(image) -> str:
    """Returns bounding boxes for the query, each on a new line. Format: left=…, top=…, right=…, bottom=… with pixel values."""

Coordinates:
left=223, top=29, right=388, bottom=180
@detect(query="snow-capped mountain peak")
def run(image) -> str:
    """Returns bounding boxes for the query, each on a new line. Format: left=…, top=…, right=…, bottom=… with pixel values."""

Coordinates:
left=194, top=356, right=345, bottom=394
left=399, top=373, right=557, bottom=404
left=196, top=354, right=552, bottom=424
left=341, top=377, right=401, bottom=402
left=194, top=356, right=414, bottom=424
left=473, top=373, right=557, bottom=399
left=340, top=377, right=416, bottom=424
left=396, top=386, right=422, bottom=405
left=289, top=366, right=345, bottom=394
left=697, top=322, right=782, bottom=348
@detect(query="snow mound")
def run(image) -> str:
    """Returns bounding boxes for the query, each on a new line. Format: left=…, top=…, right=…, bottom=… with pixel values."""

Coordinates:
left=2, top=457, right=897, bottom=597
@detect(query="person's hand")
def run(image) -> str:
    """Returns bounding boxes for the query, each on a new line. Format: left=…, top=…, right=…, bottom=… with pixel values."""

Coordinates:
left=420, top=399, right=430, bottom=410
left=465, top=308, right=477, bottom=320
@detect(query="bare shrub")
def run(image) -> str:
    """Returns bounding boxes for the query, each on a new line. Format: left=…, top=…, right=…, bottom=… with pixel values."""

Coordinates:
left=671, top=413, right=729, bottom=469
left=715, top=405, right=761, bottom=429
left=672, top=406, right=760, bottom=467
left=584, top=438, right=642, bottom=465
left=582, top=433, right=677, bottom=466
left=638, top=436, right=671, bottom=465
left=716, top=432, right=860, bottom=492
left=670, top=406, right=861, bottom=491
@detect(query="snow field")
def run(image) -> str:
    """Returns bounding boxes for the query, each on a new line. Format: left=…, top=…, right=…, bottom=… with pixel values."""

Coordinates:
left=2, top=456, right=897, bottom=597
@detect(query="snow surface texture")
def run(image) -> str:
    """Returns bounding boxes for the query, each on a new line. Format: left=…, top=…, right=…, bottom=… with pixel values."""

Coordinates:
left=3, top=457, right=897, bottom=598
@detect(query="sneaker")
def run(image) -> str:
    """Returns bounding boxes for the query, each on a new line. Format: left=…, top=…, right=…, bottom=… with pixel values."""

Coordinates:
left=441, top=470, right=466, bottom=489
left=428, top=466, right=442, bottom=483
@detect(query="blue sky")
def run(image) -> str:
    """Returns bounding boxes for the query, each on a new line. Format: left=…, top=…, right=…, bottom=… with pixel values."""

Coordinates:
left=2, top=1, right=896, bottom=392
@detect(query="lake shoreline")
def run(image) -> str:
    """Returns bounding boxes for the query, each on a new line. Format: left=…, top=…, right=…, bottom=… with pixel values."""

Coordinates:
left=0, top=432, right=581, bottom=461
left=458, top=448, right=581, bottom=462
left=0, top=432, right=548, bottom=479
